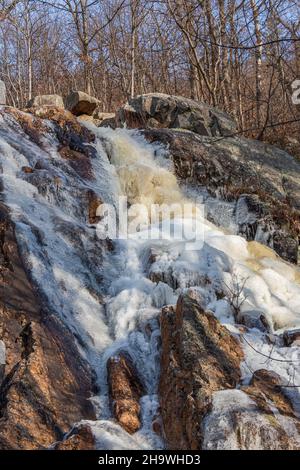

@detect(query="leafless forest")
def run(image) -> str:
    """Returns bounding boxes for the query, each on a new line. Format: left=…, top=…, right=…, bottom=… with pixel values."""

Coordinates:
left=0, top=0, right=299, bottom=147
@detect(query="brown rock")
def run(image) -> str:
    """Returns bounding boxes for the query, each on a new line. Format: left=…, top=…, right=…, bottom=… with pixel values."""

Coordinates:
left=0, top=204, right=96, bottom=449
left=54, top=424, right=95, bottom=450
left=4, top=108, right=48, bottom=147
left=107, top=352, right=145, bottom=434
left=283, top=329, right=300, bottom=346
left=65, top=91, right=100, bottom=116
left=86, top=189, right=102, bottom=224
left=243, top=369, right=296, bottom=418
left=59, top=146, right=94, bottom=180
left=159, top=293, right=244, bottom=450
left=21, top=166, right=34, bottom=174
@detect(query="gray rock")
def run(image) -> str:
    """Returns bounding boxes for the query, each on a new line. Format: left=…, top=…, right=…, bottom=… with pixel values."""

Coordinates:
left=27, top=94, right=64, bottom=108
left=237, top=310, right=270, bottom=333
left=0, top=80, right=6, bottom=105
left=116, top=93, right=237, bottom=137
left=65, top=91, right=100, bottom=116
left=202, top=387, right=300, bottom=450
left=283, top=329, right=300, bottom=346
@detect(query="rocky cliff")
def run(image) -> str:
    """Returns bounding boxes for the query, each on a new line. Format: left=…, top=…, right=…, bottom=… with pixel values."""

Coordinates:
left=0, top=94, right=300, bottom=450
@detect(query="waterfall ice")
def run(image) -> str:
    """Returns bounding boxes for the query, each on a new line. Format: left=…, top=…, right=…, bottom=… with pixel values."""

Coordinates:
left=0, top=108, right=300, bottom=449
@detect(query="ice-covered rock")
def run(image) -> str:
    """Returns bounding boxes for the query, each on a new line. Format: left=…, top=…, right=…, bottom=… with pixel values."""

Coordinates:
left=143, top=127, right=300, bottom=264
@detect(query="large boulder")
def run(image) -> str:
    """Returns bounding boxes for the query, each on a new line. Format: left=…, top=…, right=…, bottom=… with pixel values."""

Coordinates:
left=66, top=91, right=100, bottom=116
left=159, top=292, right=244, bottom=449
left=203, top=370, right=300, bottom=450
left=116, top=93, right=237, bottom=137
left=0, top=80, right=6, bottom=105
left=159, top=292, right=300, bottom=450
left=143, top=128, right=300, bottom=264
left=27, top=94, right=64, bottom=108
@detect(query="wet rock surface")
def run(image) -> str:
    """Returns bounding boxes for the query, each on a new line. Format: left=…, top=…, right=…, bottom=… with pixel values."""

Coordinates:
left=0, top=204, right=96, bottom=449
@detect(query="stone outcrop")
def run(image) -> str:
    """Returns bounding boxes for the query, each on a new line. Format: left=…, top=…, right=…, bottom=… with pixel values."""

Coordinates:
left=0, top=80, right=6, bottom=105
left=53, top=424, right=95, bottom=450
left=107, top=352, right=145, bottom=434
left=202, top=370, right=300, bottom=450
left=66, top=91, right=100, bottom=116
left=143, top=127, right=300, bottom=263
left=116, top=93, right=236, bottom=137
left=10, top=106, right=97, bottom=180
left=27, top=94, right=64, bottom=108
left=0, top=204, right=96, bottom=449
left=159, top=292, right=300, bottom=450
left=159, top=292, right=244, bottom=449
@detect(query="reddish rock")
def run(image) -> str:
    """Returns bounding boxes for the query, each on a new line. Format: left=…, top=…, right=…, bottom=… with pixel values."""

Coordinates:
left=54, top=424, right=95, bottom=450
left=159, top=293, right=244, bottom=449
left=107, top=352, right=145, bottom=434
left=21, top=166, right=34, bottom=174
left=86, top=189, right=102, bottom=224
left=0, top=204, right=95, bottom=449
left=243, top=369, right=297, bottom=418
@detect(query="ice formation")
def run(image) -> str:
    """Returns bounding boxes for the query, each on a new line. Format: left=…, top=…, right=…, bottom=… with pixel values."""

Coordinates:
left=0, top=108, right=300, bottom=449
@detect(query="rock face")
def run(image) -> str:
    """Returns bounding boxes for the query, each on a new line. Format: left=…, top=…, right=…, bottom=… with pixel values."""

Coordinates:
left=0, top=204, right=95, bottom=449
left=143, top=128, right=300, bottom=263
left=159, top=293, right=244, bottom=449
left=0, top=80, right=6, bottom=105
left=27, top=94, right=64, bottom=108
left=203, top=370, right=300, bottom=450
left=160, top=293, right=300, bottom=450
left=107, top=352, right=145, bottom=434
left=66, top=91, right=99, bottom=116
left=53, top=424, right=95, bottom=450
left=117, top=93, right=236, bottom=137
